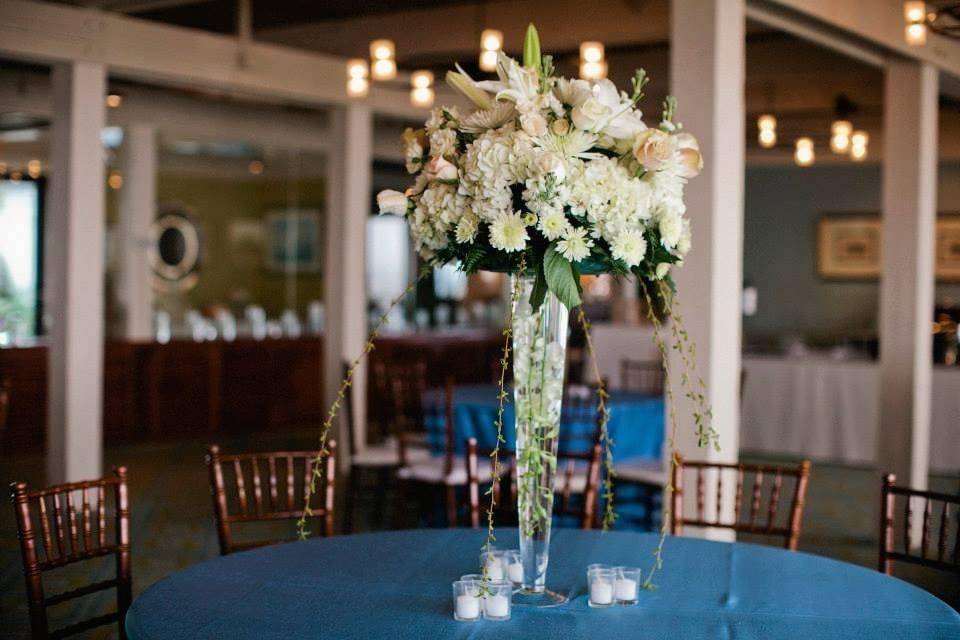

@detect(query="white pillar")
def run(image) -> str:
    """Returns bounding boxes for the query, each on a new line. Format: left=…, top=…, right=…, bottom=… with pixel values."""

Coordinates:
left=669, top=0, right=745, bottom=537
left=324, top=104, right=372, bottom=464
left=45, top=61, right=107, bottom=484
left=878, top=61, right=938, bottom=490
left=118, top=124, right=156, bottom=341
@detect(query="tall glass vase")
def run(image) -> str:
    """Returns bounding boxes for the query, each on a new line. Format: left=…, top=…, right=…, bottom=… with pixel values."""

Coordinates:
left=511, top=274, right=569, bottom=607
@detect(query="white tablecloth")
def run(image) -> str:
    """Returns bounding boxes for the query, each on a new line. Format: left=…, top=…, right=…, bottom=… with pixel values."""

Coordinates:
left=741, top=355, right=960, bottom=472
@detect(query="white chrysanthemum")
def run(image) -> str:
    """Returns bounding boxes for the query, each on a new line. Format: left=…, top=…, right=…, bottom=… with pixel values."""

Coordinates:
left=459, top=102, right=516, bottom=134
left=455, top=213, right=479, bottom=244
left=611, top=229, right=648, bottom=267
left=535, top=129, right=600, bottom=160
left=658, top=213, right=683, bottom=249
left=489, top=212, right=528, bottom=252
left=556, top=226, right=593, bottom=262
left=538, top=208, right=570, bottom=241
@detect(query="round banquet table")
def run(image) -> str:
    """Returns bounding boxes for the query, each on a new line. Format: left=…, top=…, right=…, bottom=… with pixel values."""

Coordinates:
left=422, top=384, right=664, bottom=459
left=126, top=529, right=960, bottom=640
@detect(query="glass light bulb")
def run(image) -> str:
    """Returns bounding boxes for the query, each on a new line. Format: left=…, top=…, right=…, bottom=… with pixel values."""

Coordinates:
left=794, top=138, right=815, bottom=167
left=479, top=49, right=499, bottom=72
left=347, top=59, right=368, bottom=80
left=481, top=29, right=503, bottom=52
left=758, top=128, right=777, bottom=148
left=369, top=39, right=395, bottom=61
left=757, top=114, right=776, bottom=131
left=371, top=58, right=396, bottom=81
left=411, top=70, right=434, bottom=89
left=905, top=22, right=927, bottom=46
left=347, top=77, right=369, bottom=98
left=904, top=1, right=926, bottom=23
left=410, top=86, right=435, bottom=108
left=580, top=42, right=604, bottom=64
left=579, top=60, right=607, bottom=81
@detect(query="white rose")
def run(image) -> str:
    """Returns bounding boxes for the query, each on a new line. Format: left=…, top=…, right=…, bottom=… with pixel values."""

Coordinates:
left=675, top=132, right=703, bottom=178
left=520, top=111, right=548, bottom=138
left=571, top=97, right=613, bottom=133
left=605, top=109, right=647, bottom=142
left=376, top=190, right=409, bottom=216
left=423, top=156, right=458, bottom=182
left=533, top=152, right=566, bottom=182
left=633, top=129, right=676, bottom=171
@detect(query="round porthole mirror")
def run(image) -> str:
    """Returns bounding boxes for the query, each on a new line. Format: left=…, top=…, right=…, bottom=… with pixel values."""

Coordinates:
left=149, top=205, right=201, bottom=292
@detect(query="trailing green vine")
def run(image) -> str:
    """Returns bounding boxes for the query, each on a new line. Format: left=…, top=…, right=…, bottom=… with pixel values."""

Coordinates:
left=575, top=306, right=616, bottom=531
left=296, top=274, right=425, bottom=540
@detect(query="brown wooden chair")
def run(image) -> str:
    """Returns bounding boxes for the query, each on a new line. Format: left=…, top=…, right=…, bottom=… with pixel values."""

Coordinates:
left=10, top=467, right=131, bottom=639
left=879, top=474, right=960, bottom=576
left=466, top=437, right=603, bottom=530
left=206, top=443, right=337, bottom=555
left=671, top=457, right=812, bottom=550
left=0, top=374, right=10, bottom=454
left=619, top=358, right=665, bottom=395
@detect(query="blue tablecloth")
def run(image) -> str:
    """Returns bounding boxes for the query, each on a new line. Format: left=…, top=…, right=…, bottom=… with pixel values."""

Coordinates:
left=423, top=384, right=663, bottom=460
left=126, top=529, right=960, bottom=639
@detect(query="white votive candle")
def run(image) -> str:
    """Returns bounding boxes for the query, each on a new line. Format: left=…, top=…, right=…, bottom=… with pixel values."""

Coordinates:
left=590, top=581, right=613, bottom=605
left=484, top=594, right=510, bottom=619
left=485, top=560, right=505, bottom=581
left=507, top=562, right=523, bottom=584
left=456, top=594, right=480, bottom=620
left=614, top=578, right=638, bottom=602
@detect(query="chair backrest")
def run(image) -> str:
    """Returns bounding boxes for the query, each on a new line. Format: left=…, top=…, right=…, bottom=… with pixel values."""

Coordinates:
left=466, top=437, right=603, bottom=530
left=671, top=457, right=811, bottom=550
left=0, top=375, right=10, bottom=454
left=10, top=468, right=131, bottom=639
left=416, top=377, right=455, bottom=473
left=372, top=358, right=428, bottom=433
left=880, top=473, right=960, bottom=576
left=559, top=384, right=604, bottom=456
left=619, top=358, right=665, bottom=395
left=206, top=443, right=337, bottom=555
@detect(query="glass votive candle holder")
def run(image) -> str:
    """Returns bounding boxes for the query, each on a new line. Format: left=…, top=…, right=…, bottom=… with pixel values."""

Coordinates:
left=587, top=563, right=613, bottom=573
left=587, top=567, right=616, bottom=608
left=614, top=566, right=641, bottom=605
left=459, top=575, right=483, bottom=595
left=452, top=580, right=482, bottom=621
left=479, top=550, right=507, bottom=581
left=504, top=550, right=523, bottom=586
left=482, top=580, right=513, bottom=621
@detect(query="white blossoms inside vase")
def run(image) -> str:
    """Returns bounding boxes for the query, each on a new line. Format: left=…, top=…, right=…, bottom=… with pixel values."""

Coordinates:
left=377, top=24, right=702, bottom=309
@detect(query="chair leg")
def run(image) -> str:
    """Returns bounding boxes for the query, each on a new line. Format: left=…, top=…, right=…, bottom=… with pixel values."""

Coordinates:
left=345, top=466, right=358, bottom=533
left=446, top=485, right=457, bottom=528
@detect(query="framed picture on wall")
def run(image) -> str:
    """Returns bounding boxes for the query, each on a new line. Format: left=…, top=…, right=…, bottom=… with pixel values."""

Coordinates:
left=817, top=215, right=881, bottom=280
left=818, top=213, right=960, bottom=281
left=265, top=209, right=322, bottom=274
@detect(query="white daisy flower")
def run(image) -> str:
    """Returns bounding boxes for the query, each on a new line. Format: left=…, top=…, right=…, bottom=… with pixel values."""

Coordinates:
left=489, top=212, right=528, bottom=252
left=538, top=209, right=570, bottom=240
left=556, top=227, right=593, bottom=262
left=611, top=229, right=648, bottom=267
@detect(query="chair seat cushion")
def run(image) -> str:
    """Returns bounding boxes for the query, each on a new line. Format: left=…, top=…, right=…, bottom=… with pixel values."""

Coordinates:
left=351, top=437, right=431, bottom=468
left=614, top=458, right=666, bottom=486
left=397, top=456, right=494, bottom=485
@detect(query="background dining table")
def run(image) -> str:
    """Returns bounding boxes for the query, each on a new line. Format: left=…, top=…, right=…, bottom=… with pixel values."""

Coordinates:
left=421, top=384, right=664, bottom=459
left=125, top=529, right=960, bottom=639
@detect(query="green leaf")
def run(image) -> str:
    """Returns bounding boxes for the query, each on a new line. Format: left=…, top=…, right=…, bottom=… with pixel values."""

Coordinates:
left=529, top=264, right=547, bottom=309
left=544, top=244, right=582, bottom=310
left=523, top=23, right=541, bottom=69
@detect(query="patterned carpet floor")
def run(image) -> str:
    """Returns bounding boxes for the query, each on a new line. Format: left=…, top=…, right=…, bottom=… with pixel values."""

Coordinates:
left=2, top=431, right=957, bottom=638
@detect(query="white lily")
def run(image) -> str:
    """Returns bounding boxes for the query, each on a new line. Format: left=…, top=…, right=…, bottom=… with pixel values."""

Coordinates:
left=445, top=68, right=494, bottom=109
left=475, top=52, right=539, bottom=106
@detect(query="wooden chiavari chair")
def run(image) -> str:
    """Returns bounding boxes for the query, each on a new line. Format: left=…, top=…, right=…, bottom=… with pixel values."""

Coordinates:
left=879, top=474, right=960, bottom=576
left=466, top=437, right=603, bottom=530
left=206, top=443, right=337, bottom=555
left=671, top=457, right=812, bottom=550
left=619, top=358, right=665, bottom=395
left=10, top=467, right=131, bottom=639
left=373, top=358, right=432, bottom=460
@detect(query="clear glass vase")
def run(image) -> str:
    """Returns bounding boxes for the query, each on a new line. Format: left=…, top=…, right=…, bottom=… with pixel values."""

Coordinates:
left=511, top=274, right=569, bottom=607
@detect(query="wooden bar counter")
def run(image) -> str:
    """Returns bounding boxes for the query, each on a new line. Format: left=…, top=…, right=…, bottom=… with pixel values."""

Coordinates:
left=0, top=330, right=501, bottom=456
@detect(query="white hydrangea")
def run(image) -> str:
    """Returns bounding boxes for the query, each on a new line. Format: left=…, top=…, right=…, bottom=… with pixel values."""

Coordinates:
left=568, top=157, right=653, bottom=246
left=429, top=128, right=457, bottom=158
left=410, top=182, right=462, bottom=256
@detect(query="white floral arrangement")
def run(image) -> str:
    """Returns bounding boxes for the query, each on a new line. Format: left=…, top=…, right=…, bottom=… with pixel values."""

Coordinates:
left=377, top=24, right=702, bottom=310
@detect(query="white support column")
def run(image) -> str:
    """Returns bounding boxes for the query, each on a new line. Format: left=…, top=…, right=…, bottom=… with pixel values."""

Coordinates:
left=45, top=61, right=107, bottom=484
left=669, top=0, right=745, bottom=537
left=878, top=61, right=938, bottom=491
left=324, top=104, right=372, bottom=465
left=117, top=123, right=156, bottom=341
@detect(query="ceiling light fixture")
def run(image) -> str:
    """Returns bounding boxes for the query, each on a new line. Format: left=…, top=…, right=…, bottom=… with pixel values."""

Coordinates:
left=410, top=70, right=435, bottom=108
left=830, top=120, right=853, bottom=154
left=757, top=114, right=777, bottom=148
left=850, top=131, right=869, bottom=162
left=579, top=42, right=607, bottom=80
left=479, top=29, right=503, bottom=72
left=346, top=59, right=370, bottom=98
left=794, top=137, right=815, bottom=167
left=370, top=39, right=397, bottom=81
